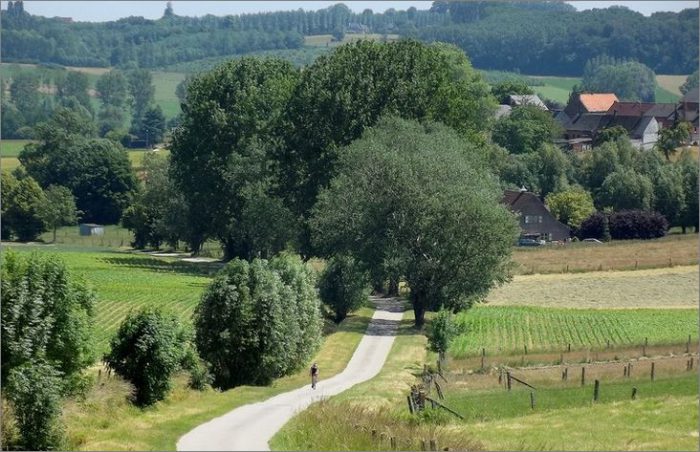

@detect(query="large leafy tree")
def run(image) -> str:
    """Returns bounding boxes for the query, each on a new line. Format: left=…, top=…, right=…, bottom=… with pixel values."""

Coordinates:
left=1, top=251, right=95, bottom=385
left=318, top=255, right=370, bottom=322
left=492, top=105, right=563, bottom=155
left=655, top=121, right=693, bottom=161
left=597, top=168, right=654, bottom=211
left=581, top=56, right=656, bottom=102
left=56, top=71, right=93, bottom=115
left=677, top=150, right=699, bottom=233
left=104, top=308, right=188, bottom=406
left=311, top=116, right=517, bottom=327
left=680, top=70, right=699, bottom=94
left=170, top=58, right=299, bottom=259
left=2, top=171, right=47, bottom=241
left=280, top=40, right=495, bottom=233
left=41, top=185, right=80, bottom=243
left=545, top=186, right=596, bottom=229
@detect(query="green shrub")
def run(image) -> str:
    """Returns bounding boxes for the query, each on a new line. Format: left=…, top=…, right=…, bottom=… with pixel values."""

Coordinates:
left=6, top=361, right=65, bottom=451
left=428, top=309, right=456, bottom=358
left=1, top=251, right=95, bottom=385
left=318, top=255, right=370, bottom=322
left=104, top=308, right=188, bottom=406
left=194, top=255, right=322, bottom=389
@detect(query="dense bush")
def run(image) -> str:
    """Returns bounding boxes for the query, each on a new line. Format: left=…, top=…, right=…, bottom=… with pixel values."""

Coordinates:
left=2, top=171, right=47, bottom=241
left=194, top=255, right=322, bottom=389
left=318, top=255, right=370, bottom=323
left=608, top=210, right=668, bottom=240
left=104, top=309, right=188, bottom=406
left=428, top=309, right=456, bottom=359
left=577, top=210, right=668, bottom=240
left=6, top=361, right=65, bottom=451
left=1, top=251, right=95, bottom=385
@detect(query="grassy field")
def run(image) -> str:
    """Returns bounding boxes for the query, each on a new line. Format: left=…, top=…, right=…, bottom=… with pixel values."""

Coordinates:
left=1, top=147, right=157, bottom=173
left=0, top=63, right=183, bottom=120
left=0, top=139, right=34, bottom=157
left=304, top=33, right=401, bottom=48
left=526, top=74, right=682, bottom=105
left=450, top=305, right=698, bottom=358
left=512, top=234, right=698, bottom=274
left=62, top=305, right=375, bottom=450
left=4, top=246, right=213, bottom=353
left=488, top=265, right=698, bottom=309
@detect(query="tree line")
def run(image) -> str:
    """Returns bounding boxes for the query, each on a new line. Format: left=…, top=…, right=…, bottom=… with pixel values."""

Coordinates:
left=2, top=1, right=696, bottom=75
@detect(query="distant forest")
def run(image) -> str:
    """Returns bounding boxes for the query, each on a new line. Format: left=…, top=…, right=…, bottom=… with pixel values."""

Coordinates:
left=2, top=0, right=698, bottom=75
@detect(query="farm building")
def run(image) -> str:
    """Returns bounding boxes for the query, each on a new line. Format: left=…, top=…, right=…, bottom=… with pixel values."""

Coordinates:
left=506, top=94, right=548, bottom=110
left=563, top=92, right=619, bottom=117
left=502, top=189, right=571, bottom=242
left=555, top=110, right=660, bottom=151
left=79, top=223, right=105, bottom=236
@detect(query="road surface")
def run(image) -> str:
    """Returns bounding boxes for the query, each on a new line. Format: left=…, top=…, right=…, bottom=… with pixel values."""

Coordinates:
left=177, top=297, right=404, bottom=451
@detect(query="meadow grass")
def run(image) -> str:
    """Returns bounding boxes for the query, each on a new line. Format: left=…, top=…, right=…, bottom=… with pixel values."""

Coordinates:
left=488, top=265, right=698, bottom=309
left=3, top=246, right=214, bottom=354
left=303, top=34, right=401, bottom=48
left=0, top=139, right=35, bottom=157
left=465, top=393, right=697, bottom=451
left=1, top=149, right=163, bottom=174
left=62, top=305, right=375, bottom=450
left=450, top=305, right=698, bottom=358
left=512, top=234, right=698, bottom=275
left=656, top=74, right=688, bottom=96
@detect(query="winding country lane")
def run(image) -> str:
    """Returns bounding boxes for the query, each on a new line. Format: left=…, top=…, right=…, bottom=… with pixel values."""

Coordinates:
left=177, top=296, right=404, bottom=451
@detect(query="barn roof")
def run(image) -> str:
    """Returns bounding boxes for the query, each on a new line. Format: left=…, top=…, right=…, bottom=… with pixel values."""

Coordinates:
left=579, top=93, right=619, bottom=112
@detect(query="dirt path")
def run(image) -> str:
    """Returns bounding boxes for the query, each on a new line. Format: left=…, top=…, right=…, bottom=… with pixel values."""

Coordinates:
left=177, top=296, right=404, bottom=451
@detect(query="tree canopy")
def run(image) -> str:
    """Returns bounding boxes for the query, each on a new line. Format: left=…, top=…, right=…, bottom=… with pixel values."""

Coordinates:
left=311, top=116, right=518, bottom=327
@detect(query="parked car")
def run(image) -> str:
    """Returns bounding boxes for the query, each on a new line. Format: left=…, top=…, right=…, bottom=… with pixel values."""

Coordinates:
left=518, top=238, right=545, bottom=246
left=582, top=238, right=603, bottom=244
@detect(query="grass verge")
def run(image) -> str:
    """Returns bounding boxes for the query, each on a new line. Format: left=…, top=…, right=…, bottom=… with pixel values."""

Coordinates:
left=63, top=306, right=375, bottom=450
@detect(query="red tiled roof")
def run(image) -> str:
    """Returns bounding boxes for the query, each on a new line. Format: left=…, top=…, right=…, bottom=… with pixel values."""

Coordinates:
left=579, top=93, right=619, bottom=112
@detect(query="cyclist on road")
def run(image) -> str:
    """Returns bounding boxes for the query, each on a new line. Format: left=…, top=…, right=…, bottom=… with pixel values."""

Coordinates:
left=310, top=362, right=319, bottom=389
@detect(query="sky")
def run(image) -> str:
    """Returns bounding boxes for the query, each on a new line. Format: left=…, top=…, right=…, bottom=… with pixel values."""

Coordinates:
left=17, top=1, right=699, bottom=22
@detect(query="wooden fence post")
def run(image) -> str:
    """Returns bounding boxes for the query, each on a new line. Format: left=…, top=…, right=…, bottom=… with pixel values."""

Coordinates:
left=429, top=439, right=437, bottom=451
left=390, top=437, right=397, bottom=450
left=627, top=363, right=632, bottom=378
left=691, top=357, right=694, bottom=370
left=481, top=348, right=485, bottom=370
left=623, top=364, right=627, bottom=377
left=650, top=362, right=655, bottom=381
left=507, top=372, right=512, bottom=391
left=407, top=395, right=415, bottom=414
left=581, top=367, right=586, bottom=386
left=524, top=345, right=528, bottom=355
left=568, top=343, right=571, bottom=353
left=631, top=387, right=637, bottom=400
left=687, top=335, right=691, bottom=353
left=530, top=391, right=535, bottom=410
left=421, top=439, right=427, bottom=451
left=593, top=379, right=600, bottom=402
left=560, top=353, right=564, bottom=364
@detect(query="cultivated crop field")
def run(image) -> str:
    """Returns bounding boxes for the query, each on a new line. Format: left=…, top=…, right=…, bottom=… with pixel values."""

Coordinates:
left=512, top=233, right=698, bottom=274
left=4, top=246, right=213, bottom=353
left=450, top=306, right=698, bottom=358
left=488, top=266, right=698, bottom=309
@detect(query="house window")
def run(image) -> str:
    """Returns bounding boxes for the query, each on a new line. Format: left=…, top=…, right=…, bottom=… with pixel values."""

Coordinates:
left=524, top=215, right=543, bottom=224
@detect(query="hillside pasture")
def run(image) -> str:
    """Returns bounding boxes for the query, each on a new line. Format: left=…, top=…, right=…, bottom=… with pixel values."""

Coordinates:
left=304, top=33, right=400, bottom=47
left=488, top=265, right=698, bottom=309
left=450, top=305, right=698, bottom=358
left=512, top=233, right=698, bottom=274
left=3, top=246, right=213, bottom=354
left=0, top=139, right=34, bottom=157
left=656, top=74, right=688, bottom=96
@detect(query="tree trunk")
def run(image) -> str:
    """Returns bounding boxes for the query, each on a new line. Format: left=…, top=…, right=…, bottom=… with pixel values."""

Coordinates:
left=387, top=276, right=399, bottom=297
left=682, top=225, right=687, bottom=234
left=222, top=237, right=252, bottom=262
left=411, top=290, right=426, bottom=329
left=52, top=226, right=57, bottom=243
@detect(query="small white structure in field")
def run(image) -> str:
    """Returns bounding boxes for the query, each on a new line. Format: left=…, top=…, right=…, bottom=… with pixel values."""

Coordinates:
left=79, top=223, right=104, bottom=236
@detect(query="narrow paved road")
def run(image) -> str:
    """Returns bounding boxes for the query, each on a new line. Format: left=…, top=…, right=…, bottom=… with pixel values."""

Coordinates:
left=177, top=296, right=404, bottom=451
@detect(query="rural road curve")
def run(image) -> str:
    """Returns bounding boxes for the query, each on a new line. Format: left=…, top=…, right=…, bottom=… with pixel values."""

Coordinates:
left=177, top=296, right=404, bottom=451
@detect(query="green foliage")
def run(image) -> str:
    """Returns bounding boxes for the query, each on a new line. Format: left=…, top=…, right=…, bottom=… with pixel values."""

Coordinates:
left=655, top=121, right=693, bottom=161
left=311, top=116, right=518, bottom=327
left=142, top=105, right=166, bottom=146
left=96, top=70, right=129, bottom=108
left=20, top=112, right=137, bottom=224
left=1, top=171, right=18, bottom=239
left=635, top=153, right=686, bottom=226
left=41, top=185, right=80, bottom=242
left=598, top=168, right=654, bottom=211
left=677, top=150, right=699, bottom=232
left=170, top=57, right=299, bottom=258
left=545, top=186, right=596, bottom=229
left=595, top=125, right=628, bottom=146
left=104, top=308, right=188, bottom=406
left=492, top=105, right=563, bottom=155
left=281, top=40, right=495, bottom=227
left=491, top=80, right=534, bottom=104
left=680, top=70, right=699, bottom=94
left=581, top=56, right=656, bottom=102
left=1, top=251, right=95, bottom=384
left=56, top=71, right=92, bottom=115
left=6, top=361, right=65, bottom=451
left=428, top=309, right=456, bottom=355
left=318, top=255, right=370, bottom=322
left=194, top=255, right=322, bottom=389
left=3, top=170, right=47, bottom=241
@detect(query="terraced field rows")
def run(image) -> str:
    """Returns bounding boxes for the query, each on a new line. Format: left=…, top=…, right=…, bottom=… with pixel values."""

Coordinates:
left=6, top=248, right=212, bottom=353
left=451, top=306, right=698, bottom=358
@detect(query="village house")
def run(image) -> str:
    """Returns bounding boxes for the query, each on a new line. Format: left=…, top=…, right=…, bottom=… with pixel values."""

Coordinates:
left=674, top=87, right=699, bottom=143
left=501, top=188, right=571, bottom=242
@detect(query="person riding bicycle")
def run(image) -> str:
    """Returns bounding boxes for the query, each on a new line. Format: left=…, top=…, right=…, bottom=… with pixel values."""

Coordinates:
left=310, top=362, right=319, bottom=389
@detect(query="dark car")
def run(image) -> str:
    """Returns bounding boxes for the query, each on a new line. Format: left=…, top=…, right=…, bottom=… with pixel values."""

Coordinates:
left=518, top=238, right=544, bottom=246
